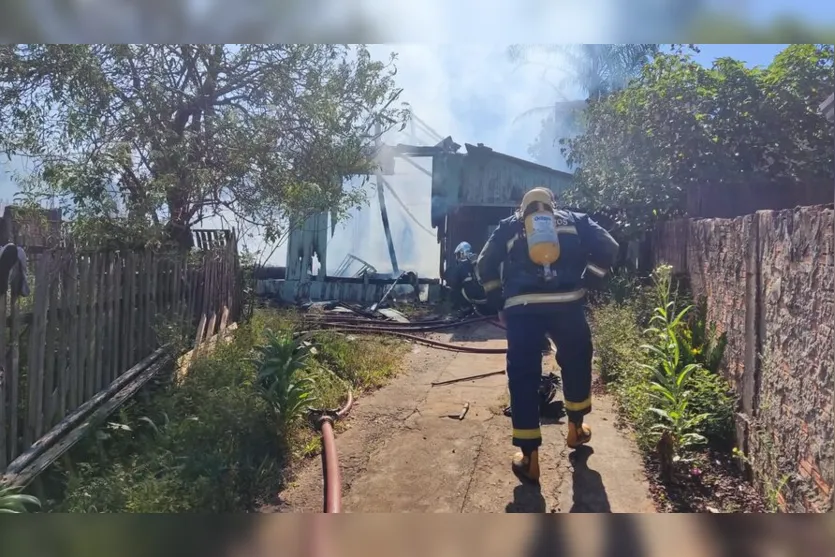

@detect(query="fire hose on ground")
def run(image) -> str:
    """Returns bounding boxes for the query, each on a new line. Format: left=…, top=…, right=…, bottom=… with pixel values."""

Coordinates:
left=300, top=316, right=508, bottom=354
left=310, top=390, right=354, bottom=513
left=307, top=314, right=508, bottom=512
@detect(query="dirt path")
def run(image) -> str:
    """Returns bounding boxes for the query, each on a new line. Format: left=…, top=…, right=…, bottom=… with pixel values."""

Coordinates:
left=272, top=322, right=656, bottom=513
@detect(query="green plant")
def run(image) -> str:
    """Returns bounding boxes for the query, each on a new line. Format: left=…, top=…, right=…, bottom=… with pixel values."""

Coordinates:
left=685, top=367, right=736, bottom=447
left=592, top=302, right=643, bottom=384
left=604, top=268, right=644, bottom=306
left=45, top=308, right=407, bottom=513
left=732, top=446, right=791, bottom=512
left=0, top=485, right=41, bottom=513
left=679, top=298, right=728, bottom=375
left=252, top=330, right=317, bottom=436
left=641, top=265, right=710, bottom=474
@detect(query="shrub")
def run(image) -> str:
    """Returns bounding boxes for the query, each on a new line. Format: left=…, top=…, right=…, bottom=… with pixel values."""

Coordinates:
left=686, top=366, right=736, bottom=448
left=592, top=302, right=644, bottom=385
left=591, top=302, right=656, bottom=450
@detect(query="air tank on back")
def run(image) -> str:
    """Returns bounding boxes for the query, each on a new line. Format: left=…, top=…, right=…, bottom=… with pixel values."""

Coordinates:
left=521, top=187, right=560, bottom=267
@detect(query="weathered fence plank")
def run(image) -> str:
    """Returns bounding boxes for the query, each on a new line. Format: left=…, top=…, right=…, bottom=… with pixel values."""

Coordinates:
left=125, top=252, right=136, bottom=370
left=65, top=256, right=80, bottom=413
left=8, top=287, right=21, bottom=461
left=44, top=255, right=59, bottom=427
left=1, top=237, right=241, bottom=475
left=25, top=254, right=49, bottom=446
left=0, top=286, right=7, bottom=468
left=77, top=255, right=91, bottom=401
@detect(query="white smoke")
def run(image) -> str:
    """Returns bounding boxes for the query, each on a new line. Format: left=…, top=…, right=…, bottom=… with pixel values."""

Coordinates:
left=323, top=44, right=583, bottom=279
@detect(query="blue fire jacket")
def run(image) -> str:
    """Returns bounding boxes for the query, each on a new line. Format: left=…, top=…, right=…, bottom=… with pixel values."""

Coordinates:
left=446, top=257, right=488, bottom=305
left=475, top=209, right=619, bottom=315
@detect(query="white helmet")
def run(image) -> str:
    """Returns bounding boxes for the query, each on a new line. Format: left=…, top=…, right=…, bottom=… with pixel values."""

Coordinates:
left=454, top=241, right=473, bottom=262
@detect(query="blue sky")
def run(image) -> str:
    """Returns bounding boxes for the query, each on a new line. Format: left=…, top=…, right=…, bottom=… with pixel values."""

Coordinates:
left=0, top=43, right=799, bottom=276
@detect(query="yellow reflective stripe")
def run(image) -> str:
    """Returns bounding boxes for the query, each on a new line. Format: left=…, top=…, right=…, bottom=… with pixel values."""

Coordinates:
left=483, top=279, right=502, bottom=292
left=556, top=225, right=577, bottom=235
left=586, top=263, right=607, bottom=277
left=565, top=397, right=591, bottom=412
left=504, top=289, right=586, bottom=309
left=512, top=428, right=542, bottom=440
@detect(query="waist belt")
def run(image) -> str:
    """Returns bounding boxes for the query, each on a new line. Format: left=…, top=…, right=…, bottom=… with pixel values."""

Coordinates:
left=504, top=288, right=586, bottom=309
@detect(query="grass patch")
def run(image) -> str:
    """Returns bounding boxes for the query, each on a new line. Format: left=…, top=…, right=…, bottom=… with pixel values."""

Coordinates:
left=591, top=301, right=655, bottom=450
left=40, top=308, right=407, bottom=513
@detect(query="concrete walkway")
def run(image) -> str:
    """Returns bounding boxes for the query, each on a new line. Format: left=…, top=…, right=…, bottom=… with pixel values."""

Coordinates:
left=272, top=322, right=655, bottom=514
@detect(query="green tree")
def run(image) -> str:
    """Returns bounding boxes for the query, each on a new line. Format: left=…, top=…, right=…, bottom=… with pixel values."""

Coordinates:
left=561, top=44, right=834, bottom=236
left=0, top=44, right=408, bottom=247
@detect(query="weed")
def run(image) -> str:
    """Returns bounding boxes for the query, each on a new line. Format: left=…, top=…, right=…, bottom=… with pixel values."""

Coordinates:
left=252, top=330, right=318, bottom=437
left=680, top=298, right=728, bottom=375
left=592, top=302, right=643, bottom=385
left=732, top=446, right=791, bottom=512
left=591, top=301, right=655, bottom=449
left=0, top=485, right=41, bottom=513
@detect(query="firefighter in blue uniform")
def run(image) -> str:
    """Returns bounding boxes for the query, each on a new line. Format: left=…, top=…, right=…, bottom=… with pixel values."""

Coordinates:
left=476, top=187, right=619, bottom=482
left=446, top=242, right=496, bottom=316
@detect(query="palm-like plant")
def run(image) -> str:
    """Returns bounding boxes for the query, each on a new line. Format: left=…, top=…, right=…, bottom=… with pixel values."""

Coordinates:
left=0, top=485, right=41, bottom=513
left=508, top=44, right=660, bottom=166
left=510, top=44, right=659, bottom=107
left=252, top=330, right=317, bottom=435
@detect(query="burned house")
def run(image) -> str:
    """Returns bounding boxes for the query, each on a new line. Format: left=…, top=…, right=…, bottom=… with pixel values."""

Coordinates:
left=430, top=143, right=573, bottom=279
left=257, top=136, right=573, bottom=305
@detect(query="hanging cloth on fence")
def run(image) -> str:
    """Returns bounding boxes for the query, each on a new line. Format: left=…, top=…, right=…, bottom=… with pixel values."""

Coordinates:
left=0, top=243, right=31, bottom=297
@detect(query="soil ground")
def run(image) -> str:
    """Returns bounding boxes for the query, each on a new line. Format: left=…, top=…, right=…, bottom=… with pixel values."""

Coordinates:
left=267, top=321, right=659, bottom=514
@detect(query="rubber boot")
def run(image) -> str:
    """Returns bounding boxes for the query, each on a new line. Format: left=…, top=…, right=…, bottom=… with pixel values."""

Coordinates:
left=512, top=449, right=540, bottom=483
left=567, top=421, right=592, bottom=449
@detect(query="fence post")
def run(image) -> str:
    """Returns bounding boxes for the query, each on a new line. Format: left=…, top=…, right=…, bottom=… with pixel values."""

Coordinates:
left=739, top=214, right=761, bottom=469
left=0, top=274, right=7, bottom=468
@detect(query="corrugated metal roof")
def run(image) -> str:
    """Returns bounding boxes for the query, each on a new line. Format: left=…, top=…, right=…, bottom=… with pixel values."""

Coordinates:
left=430, top=143, right=573, bottom=226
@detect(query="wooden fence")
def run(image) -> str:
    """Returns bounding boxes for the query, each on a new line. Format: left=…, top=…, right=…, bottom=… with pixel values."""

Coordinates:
left=0, top=236, right=240, bottom=471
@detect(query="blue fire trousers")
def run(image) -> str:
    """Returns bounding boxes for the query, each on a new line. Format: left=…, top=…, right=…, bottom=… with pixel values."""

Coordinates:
left=505, top=303, right=594, bottom=452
